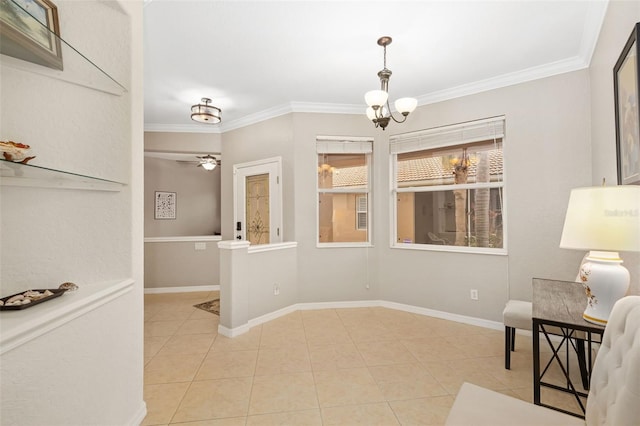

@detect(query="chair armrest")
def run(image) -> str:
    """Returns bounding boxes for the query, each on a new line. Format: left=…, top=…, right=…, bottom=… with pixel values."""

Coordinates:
left=445, top=383, right=584, bottom=426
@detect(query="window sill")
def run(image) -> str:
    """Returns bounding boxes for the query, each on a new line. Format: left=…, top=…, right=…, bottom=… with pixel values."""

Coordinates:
left=391, top=243, right=507, bottom=255
left=317, top=242, right=374, bottom=249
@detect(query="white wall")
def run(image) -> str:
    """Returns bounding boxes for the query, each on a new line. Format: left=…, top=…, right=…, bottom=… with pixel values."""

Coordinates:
left=221, top=114, right=295, bottom=241
left=143, top=131, right=223, bottom=290
left=222, top=71, right=590, bottom=323
left=0, top=1, right=144, bottom=424
left=589, top=0, right=640, bottom=294
left=378, top=71, right=591, bottom=321
left=144, top=157, right=221, bottom=236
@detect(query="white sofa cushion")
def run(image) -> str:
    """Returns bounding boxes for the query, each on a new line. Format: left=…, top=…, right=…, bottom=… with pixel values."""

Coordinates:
left=585, top=295, right=640, bottom=425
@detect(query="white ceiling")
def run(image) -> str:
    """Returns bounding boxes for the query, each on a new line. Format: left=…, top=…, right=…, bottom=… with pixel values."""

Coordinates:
left=143, top=0, right=609, bottom=134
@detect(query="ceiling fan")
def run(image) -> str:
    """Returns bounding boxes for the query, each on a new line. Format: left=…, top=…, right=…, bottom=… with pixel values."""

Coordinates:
left=176, top=154, right=221, bottom=171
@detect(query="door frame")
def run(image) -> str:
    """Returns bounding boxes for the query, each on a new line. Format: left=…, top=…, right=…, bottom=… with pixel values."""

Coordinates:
left=233, top=156, right=283, bottom=244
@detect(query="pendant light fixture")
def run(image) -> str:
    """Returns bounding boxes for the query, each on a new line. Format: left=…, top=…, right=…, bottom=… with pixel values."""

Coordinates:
left=191, top=98, right=221, bottom=124
left=365, top=36, right=417, bottom=131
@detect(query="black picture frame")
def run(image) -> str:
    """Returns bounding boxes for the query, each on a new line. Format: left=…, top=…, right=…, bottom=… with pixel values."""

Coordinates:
left=613, top=22, right=640, bottom=185
left=0, top=0, right=63, bottom=70
left=154, top=191, right=177, bottom=220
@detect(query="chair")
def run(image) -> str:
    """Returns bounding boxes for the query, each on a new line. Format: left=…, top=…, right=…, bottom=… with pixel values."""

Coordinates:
left=502, top=299, right=532, bottom=369
left=446, top=295, right=640, bottom=425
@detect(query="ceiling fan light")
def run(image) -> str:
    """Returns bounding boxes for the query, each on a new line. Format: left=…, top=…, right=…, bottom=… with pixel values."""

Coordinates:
left=365, top=90, right=388, bottom=108
left=395, top=97, right=418, bottom=115
left=201, top=162, right=216, bottom=171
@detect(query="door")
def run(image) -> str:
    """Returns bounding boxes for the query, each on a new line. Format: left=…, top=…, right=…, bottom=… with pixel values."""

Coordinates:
left=233, top=157, right=282, bottom=245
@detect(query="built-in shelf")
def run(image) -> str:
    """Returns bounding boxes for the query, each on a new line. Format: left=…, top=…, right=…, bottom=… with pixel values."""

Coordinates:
left=0, top=159, right=126, bottom=191
left=0, top=0, right=127, bottom=95
left=0, top=279, right=134, bottom=355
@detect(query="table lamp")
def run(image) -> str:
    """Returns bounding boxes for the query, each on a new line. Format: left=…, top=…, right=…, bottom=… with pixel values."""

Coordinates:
left=559, top=185, right=640, bottom=325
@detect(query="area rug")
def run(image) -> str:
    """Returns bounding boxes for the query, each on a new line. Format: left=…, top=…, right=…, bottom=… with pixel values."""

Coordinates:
left=193, top=299, right=220, bottom=316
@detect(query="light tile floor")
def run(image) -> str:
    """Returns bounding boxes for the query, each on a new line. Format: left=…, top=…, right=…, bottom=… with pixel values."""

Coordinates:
left=143, top=291, right=590, bottom=425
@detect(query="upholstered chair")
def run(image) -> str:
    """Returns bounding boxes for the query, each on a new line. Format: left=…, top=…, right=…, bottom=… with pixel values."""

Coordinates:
left=446, top=295, right=640, bottom=425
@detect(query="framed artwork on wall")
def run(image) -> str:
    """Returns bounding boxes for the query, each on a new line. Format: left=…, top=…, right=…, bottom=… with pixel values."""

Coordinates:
left=614, top=22, right=640, bottom=186
left=155, top=191, right=177, bottom=220
left=0, top=0, right=63, bottom=70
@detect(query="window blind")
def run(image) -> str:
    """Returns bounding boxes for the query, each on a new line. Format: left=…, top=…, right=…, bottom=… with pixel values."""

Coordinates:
left=316, top=136, right=373, bottom=154
left=389, top=116, right=505, bottom=154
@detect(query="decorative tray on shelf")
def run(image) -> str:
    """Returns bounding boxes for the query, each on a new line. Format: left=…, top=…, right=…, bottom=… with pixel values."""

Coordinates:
left=0, top=289, right=67, bottom=311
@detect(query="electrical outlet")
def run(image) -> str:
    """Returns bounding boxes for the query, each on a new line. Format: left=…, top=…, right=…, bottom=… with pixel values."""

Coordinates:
left=273, top=284, right=280, bottom=296
left=470, top=289, right=479, bottom=300
left=194, top=242, right=206, bottom=250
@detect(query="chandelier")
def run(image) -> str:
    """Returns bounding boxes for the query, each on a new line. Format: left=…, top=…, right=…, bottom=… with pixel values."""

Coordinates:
left=191, top=98, right=221, bottom=124
left=365, top=37, right=417, bottom=131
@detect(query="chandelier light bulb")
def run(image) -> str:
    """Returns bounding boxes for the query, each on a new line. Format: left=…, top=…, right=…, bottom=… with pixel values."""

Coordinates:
left=365, top=90, right=388, bottom=108
left=395, top=97, right=418, bottom=115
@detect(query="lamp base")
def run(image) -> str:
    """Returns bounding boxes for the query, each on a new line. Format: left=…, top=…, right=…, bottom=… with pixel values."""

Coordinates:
left=578, top=251, right=630, bottom=325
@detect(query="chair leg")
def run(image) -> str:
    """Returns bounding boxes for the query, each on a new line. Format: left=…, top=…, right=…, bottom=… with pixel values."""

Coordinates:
left=505, top=326, right=512, bottom=370
left=511, top=327, right=516, bottom=351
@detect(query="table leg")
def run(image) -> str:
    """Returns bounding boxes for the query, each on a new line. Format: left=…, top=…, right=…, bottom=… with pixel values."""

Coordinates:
left=575, top=338, right=590, bottom=390
left=533, top=319, right=541, bottom=405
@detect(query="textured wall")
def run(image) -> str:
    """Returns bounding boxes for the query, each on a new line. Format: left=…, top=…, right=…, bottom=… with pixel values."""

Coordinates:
left=0, top=1, right=144, bottom=424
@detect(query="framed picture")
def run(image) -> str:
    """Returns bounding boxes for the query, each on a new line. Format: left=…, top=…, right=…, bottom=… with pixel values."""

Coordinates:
left=155, top=191, right=177, bottom=220
left=614, top=22, right=640, bottom=185
left=0, top=0, right=63, bottom=70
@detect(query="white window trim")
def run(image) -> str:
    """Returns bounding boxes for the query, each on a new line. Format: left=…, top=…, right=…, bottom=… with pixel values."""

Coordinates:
left=317, top=136, right=373, bottom=248
left=389, top=116, right=508, bottom=255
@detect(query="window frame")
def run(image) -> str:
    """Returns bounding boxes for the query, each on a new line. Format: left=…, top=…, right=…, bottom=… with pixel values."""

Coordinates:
left=316, top=136, right=373, bottom=248
left=389, top=116, right=508, bottom=255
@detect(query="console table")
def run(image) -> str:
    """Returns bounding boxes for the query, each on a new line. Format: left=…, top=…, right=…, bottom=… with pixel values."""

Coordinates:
left=532, top=278, right=605, bottom=418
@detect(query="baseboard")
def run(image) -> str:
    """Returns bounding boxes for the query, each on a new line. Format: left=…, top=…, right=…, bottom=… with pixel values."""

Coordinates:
left=239, top=299, right=503, bottom=333
left=218, top=323, right=250, bottom=338
left=128, top=401, right=147, bottom=426
left=380, top=300, right=504, bottom=331
left=144, top=285, right=220, bottom=294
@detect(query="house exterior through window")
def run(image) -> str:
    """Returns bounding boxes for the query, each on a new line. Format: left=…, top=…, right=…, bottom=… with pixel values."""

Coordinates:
left=317, top=136, right=373, bottom=246
left=390, top=116, right=506, bottom=254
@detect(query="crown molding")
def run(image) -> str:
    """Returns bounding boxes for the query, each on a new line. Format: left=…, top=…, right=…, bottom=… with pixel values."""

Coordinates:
left=416, top=55, right=590, bottom=106
left=145, top=54, right=594, bottom=134
left=578, top=0, right=609, bottom=67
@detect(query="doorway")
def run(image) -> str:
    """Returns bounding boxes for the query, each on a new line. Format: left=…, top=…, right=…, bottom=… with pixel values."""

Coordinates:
left=233, top=157, right=282, bottom=245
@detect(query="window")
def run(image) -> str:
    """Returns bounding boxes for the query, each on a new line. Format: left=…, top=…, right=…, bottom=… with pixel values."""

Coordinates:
left=390, top=116, right=506, bottom=253
left=356, top=195, right=367, bottom=230
left=317, top=136, right=373, bottom=246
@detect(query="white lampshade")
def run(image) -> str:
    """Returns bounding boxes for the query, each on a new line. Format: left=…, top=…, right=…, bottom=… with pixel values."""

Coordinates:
left=201, top=162, right=216, bottom=171
left=366, top=107, right=376, bottom=121
left=395, top=97, right=418, bottom=114
left=365, top=90, right=388, bottom=108
left=560, top=185, right=640, bottom=325
left=560, top=186, right=640, bottom=252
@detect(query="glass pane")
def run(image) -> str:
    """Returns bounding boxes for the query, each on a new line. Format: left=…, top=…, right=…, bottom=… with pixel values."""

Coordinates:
left=318, top=153, right=367, bottom=189
left=397, top=139, right=503, bottom=188
left=396, top=188, right=504, bottom=248
left=319, top=192, right=368, bottom=243
left=246, top=173, right=269, bottom=245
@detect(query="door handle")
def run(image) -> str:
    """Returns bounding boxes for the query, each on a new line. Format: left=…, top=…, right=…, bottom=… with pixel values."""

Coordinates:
left=236, top=235, right=242, bottom=240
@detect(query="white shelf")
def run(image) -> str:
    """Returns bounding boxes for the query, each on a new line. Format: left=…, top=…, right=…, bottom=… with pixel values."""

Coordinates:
left=0, top=279, right=134, bottom=355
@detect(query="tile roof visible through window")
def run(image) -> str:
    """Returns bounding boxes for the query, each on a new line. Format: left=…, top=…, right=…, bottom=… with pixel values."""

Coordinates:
left=331, top=149, right=503, bottom=188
